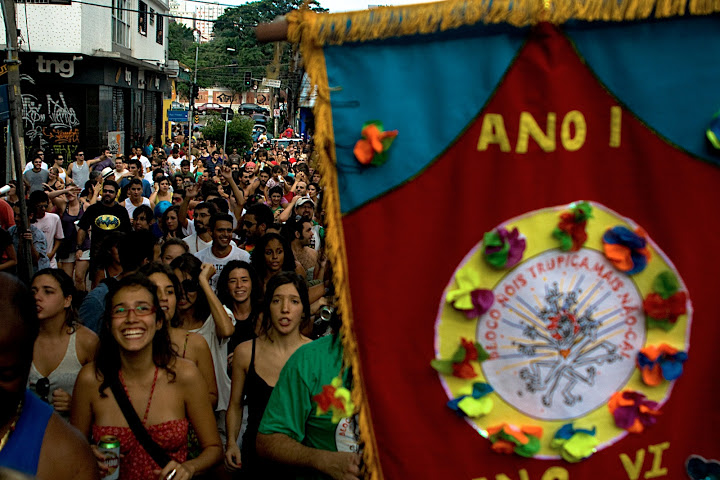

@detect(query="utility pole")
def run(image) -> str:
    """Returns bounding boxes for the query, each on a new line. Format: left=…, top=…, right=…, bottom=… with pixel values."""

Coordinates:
left=188, top=32, right=199, bottom=144
left=1, top=0, right=33, bottom=283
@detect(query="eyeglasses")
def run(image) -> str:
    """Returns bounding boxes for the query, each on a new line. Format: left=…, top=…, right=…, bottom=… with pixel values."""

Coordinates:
left=77, top=153, right=85, bottom=156
left=111, top=303, right=155, bottom=318
left=181, top=279, right=199, bottom=293
left=102, top=189, right=116, bottom=194
left=35, top=377, right=50, bottom=402
left=242, top=220, right=256, bottom=228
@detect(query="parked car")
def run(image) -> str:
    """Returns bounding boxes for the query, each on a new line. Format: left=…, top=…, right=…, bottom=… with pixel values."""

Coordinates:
left=197, top=103, right=224, bottom=114
left=251, top=113, right=268, bottom=124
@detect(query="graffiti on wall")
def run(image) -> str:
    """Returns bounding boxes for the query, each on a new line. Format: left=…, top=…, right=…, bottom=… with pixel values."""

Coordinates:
left=19, top=74, right=83, bottom=160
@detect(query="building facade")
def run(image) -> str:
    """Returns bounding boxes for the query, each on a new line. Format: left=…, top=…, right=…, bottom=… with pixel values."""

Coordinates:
left=1, top=0, right=172, bottom=164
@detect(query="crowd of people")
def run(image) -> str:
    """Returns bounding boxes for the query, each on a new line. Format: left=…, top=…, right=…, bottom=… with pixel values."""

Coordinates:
left=0, top=135, right=362, bottom=480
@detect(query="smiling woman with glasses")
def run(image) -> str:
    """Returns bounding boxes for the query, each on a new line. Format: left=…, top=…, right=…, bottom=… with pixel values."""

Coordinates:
left=28, top=269, right=99, bottom=419
left=70, top=273, right=223, bottom=479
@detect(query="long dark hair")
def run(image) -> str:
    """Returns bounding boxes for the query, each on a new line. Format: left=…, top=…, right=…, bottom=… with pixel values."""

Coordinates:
left=95, top=274, right=176, bottom=395
left=216, top=260, right=262, bottom=314
left=32, top=268, right=78, bottom=333
left=170, top=253, right=210, bottom=322
left=260, top=272, right=311, bottom=337
left=251, top=233, right=296, bottom=281
left=161, top=205, right=185, bottom=239
left=140, top=262, right=182, bottom=328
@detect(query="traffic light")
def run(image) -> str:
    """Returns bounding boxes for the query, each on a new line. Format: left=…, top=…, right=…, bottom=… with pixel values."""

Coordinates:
left=244, top=71, right=251, bottom=87
left=191, top=83, right=199, bottom=99
left=230, top=60, right=238, bottom=75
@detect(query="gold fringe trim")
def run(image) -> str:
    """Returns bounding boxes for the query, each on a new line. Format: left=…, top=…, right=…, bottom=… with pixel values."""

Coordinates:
left=287, top=8, right=385, bottom=480
left=289, top=0, right=720, bottom=47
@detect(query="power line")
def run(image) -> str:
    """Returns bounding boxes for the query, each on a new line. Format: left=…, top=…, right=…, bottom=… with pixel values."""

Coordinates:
left=173, top=0, right=244, bottom=8
left=70, top=0, right=261, bottom=23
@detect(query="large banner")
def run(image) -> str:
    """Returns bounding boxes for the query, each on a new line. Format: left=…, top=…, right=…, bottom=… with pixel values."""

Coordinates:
left=289, top=3, right=720, bottom=479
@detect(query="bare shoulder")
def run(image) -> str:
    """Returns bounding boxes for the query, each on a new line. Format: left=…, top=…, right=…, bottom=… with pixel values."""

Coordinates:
left=76, top=326, right=99, bottom=357
left=76, top=362, right=101, bottom=388
left=187, top=331, right=210, bottom=351
left=305, top=247, right=318, bottom=261
left=38, top=414, right=100, bottom=480
left=233, top=339, right=253, bottom=370
left=172, top=357, right=203, bottom=385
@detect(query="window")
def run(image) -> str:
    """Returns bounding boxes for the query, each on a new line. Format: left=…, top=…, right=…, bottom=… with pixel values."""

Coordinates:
left=138, top=1, right=147, bottom=36
left=149, top=8, right=154, bottom=26
left=156, top=15, right=163, bottom=45
left=112, top=0, right=131, bottom=48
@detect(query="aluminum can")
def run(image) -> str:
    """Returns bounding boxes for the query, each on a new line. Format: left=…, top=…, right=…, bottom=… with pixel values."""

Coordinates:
left=97, top=435, right=120, bottom=480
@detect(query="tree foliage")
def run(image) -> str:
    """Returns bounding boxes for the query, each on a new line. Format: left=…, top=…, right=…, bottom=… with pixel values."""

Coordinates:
left=201, top=115, right=254, bottom=151
left=168, top=0, right=326, bottom=93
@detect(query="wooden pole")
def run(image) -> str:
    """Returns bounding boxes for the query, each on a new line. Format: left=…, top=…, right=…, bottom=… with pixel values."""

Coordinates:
left=255, top=17, right=289, bottom=43
left=2, top=0, right=33, bottom=283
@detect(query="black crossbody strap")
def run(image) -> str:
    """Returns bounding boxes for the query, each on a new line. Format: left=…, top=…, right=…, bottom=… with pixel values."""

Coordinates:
left=109, top=378, right=172, bottom=468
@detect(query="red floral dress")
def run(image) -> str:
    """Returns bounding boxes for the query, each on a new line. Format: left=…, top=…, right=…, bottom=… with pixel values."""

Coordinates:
left=93, top=420, right=189, bottom=480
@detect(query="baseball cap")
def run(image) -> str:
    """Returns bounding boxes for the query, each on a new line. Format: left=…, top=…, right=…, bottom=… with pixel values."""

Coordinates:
left=296, top=196, right=315, bottom=208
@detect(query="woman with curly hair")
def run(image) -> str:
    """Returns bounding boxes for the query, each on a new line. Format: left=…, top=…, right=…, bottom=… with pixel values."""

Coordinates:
left=29, top=269, right=98, bottom=419
left=71, top=274, right=222, bottom=479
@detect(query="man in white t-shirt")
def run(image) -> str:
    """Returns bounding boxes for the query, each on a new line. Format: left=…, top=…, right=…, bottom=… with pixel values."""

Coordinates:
left=131, top=146, right=151, bottom=172
left=167, top=148, right=184, bottom=173
left=123, top=178, right=151, bottom=218
left=29, top=191, right=64, bottom=268
left=182, top=201, right=216, bottom=254
left=194, top=213, right=250, bottom=290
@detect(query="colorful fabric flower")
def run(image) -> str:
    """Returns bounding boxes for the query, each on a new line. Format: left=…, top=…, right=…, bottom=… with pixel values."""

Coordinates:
left=686, top=455, right=720, bottom=480
left=483, top=227, right=526, bottom=269
left=431, top=338, right=490, bottom=379
left=602, top=226, right=650, bottom=274
left=643, top=271, right=688, bottom=331
left=553, top=201, right=592, bottom=251
left=637, top=344, right=688, bottom=386
left=550, top=423, right=598, bottom=463
left=608, top=390, right=661, bottom=433
left=487, top=424, right=543, bottom=458
left=602, top=226, right=651, bottom=275
left=446, top=265, right=494, bottom=319
left=447, top=382, right=494, bottom=418
left=312, top=376, right=355, bottom=424
left=353, top=121, right=398, bottom=166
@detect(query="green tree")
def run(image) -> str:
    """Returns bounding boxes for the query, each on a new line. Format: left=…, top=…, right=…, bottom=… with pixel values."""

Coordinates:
left=203, top=0, right=326, bottom=91
left=202, top=115, right=254, bottom=151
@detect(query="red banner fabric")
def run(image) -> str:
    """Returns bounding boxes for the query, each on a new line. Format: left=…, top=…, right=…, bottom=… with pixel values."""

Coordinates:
left=343, top=24, right=720, bottom=480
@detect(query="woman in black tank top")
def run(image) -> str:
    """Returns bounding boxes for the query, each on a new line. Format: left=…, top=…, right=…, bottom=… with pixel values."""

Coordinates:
left=224, top=272, right=312, bottom=478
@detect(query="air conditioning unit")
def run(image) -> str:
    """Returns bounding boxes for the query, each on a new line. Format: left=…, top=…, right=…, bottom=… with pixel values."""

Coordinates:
left=165, top=59, right=179, bottom=78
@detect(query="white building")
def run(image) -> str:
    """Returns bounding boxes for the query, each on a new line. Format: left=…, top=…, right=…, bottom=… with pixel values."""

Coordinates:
left=169, top=0, right=224, bottom=42
left=0, top=0, right=173, bottom=159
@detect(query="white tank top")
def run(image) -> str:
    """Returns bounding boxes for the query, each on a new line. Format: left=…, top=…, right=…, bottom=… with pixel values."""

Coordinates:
left=28, top=330, right=83, bottom=419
